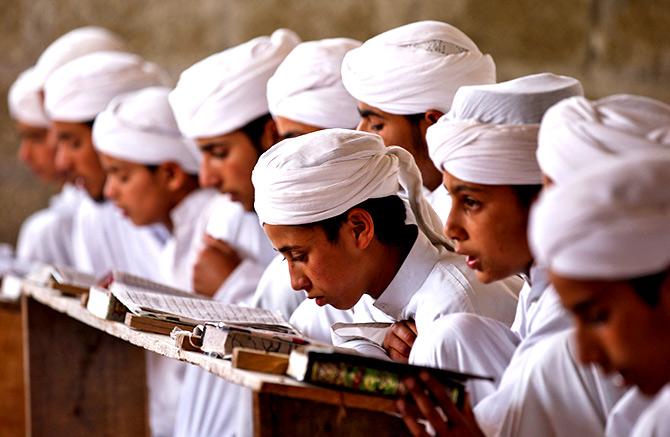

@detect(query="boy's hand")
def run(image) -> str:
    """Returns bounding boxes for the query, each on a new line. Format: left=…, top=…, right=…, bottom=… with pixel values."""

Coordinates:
left=192, top=235, right=241, bottom=297
left=383, top=319, right=418, bottom=363
left=397, top=372, right=484, bottom=437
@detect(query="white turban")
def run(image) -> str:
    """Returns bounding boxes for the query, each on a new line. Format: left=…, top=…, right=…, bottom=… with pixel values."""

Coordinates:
left=537, top=94, right=670, bottom=184
left=8, top=67, right=49, bottom=127
left=33, top=26, right=127, bottom=87
left=252, top=128, right=451, bottom=250
left=427, top=73, right=583, bottom=185
left=267, top=38, right=361, bottom=129
left=530, top=151, right=670, bottom=279
left=44, top=51, right=169, bottom=122
left=169, top=29, right=301, bottom=139
left=92, top=87, right=200, bottom=174
left=341, top=20, right=496, bottom=115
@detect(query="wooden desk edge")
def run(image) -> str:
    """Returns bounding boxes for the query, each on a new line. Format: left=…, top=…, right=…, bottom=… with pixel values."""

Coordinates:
left=21, top=282, right=398, bottom=415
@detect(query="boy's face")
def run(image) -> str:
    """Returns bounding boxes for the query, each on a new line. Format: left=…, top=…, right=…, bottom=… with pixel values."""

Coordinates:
left=263, top=221, right=368, bottom=310
left=273, top=116, right=322, bottom=140
left=52, top=120, right=106, bottom=200
left=15, top=121, right=62, bottom=183
left=443, top=171, right=532, bottom=283
left=196, top=130, right=259, bottom=212
left=551, top=272, right=670, bottom=395
left=99, top=154, right=172, bottom=227
left=356, top=101, right=441, bottom=190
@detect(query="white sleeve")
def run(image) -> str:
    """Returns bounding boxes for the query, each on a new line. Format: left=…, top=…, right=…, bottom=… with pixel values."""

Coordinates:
left=212, top=258, right=266, bottom=305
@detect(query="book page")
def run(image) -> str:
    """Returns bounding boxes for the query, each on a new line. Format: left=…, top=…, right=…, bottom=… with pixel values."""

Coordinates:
left=51, top=266, right=98, bottom=288
left=111, top=285, right=295, bottom=331
left=108, top=271, right=194, bottom=298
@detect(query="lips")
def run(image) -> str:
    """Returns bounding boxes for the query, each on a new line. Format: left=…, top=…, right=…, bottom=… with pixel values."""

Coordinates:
left=466, top=255, right=481, bottom=270
left=308, top=295, right=327, bottom=307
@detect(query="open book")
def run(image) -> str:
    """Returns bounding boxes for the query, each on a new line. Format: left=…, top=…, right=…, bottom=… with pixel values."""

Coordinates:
left=88, top=281, right=297, bottom=337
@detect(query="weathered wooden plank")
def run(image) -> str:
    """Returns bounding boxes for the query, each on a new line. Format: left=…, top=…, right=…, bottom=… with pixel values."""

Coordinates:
left=0, top=301, right=25, bottom=437
left=22, top=296, right=149, bottom=436
left=253, top=391, right=410, bottom=437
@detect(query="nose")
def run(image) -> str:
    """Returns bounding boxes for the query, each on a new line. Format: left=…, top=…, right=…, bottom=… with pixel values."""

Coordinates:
left=287, top=262, right=311, bottom=292
left=54, top=144, right=72, bottom=173
left=103, top=177, right=118, bottom=201
left=445, top=209, right=467, bottom=242
left=574, top=324, right=608, bottom=369
left=356, top=119, right=368, bottom=132
left=198, top=156, right=221, bottom=189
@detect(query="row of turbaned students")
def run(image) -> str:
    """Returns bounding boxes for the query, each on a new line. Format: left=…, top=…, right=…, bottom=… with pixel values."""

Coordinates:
left=7, top=20, right=669, bottom=437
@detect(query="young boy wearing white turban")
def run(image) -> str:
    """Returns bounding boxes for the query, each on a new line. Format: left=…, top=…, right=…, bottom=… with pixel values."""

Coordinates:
left=400, top=90, right=670, bottom=437
left=8, top=27, right=126, bottom=267
left=253, top=128, right=519, bottom=365
left=9, top=67, right=82, bottom=266
left=530, top=152, right=670, bottom=437
left=342, top=20, right=496, bottom=220
left=92, top=86, right=212, bottom=437
left=168, top=29, right=298, bottom=437
left=252, top=37, right=364, bottom=341
left=43, top=50, right=169, bottom=276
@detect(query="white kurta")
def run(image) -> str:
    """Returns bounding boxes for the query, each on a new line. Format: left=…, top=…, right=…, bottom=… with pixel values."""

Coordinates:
left=473, top=329, right=625, bottom=437
left=16, top=184, right=85, bottom=267
left=71, top=196, right=168, bottom=277
left=332, top=230, right=521, bottom=358
left=148, top=188, right=217, bottom=437
left=410, top=265, right=569, bottom=403
left=607, top=388, right=653, bottom=437
left=174, top=195, right=276, bottom=437
left=630, top=383, right=670, bottom=437
left=205, top=195, right=276, bottom=304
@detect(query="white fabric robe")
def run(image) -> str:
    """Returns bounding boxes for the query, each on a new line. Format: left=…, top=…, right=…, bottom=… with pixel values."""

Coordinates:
left=173, top=196, right=275, bottom=437
left=148, top=188, right=217, bottom=437
left=16, top=184, right=85, bottom=267
left=607, top=388, right=653, bottom=437
left=631, top=383, right=670, bottom=437
left=71, top=196, right=168, bottom=277
left=332, top=230, right=521, bottom=358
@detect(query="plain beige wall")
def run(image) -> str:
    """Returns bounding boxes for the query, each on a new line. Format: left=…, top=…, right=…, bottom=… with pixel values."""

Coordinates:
left=2, top=0, right=669, bottom=245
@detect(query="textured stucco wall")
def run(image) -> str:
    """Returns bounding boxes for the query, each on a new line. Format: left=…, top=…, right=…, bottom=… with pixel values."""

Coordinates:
left=1, top=0, right=669, bottom=245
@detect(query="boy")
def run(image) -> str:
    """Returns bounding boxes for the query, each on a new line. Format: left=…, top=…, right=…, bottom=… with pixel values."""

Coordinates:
left=530, top=152, right=670, bottom=436
left=44, top=50, right=169, bottom=276
left=92, top=86, right=208, bottom=437
left=168, top=29, right=298, bottom=437
left=252, top=128, right=519, bottom=360
left=342, top=20, right=497, bottom=220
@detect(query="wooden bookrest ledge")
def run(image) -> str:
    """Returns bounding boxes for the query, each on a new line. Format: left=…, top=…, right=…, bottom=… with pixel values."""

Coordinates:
left=20, top=282, right=409, bottom=436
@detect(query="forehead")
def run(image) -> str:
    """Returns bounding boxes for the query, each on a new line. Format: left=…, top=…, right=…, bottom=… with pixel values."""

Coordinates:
left=98, top=152, right=144, bottom=170
left=16, top=121, right=48, bottom=135
left=51, top=120, right=91, bottom=137
left=549, top=272, right=613, bottom=306
left=263, top=223, right=327, bottom=250
left=274, top=116, right=321, bottom=137
left=196, top=130, right=247, bottom=147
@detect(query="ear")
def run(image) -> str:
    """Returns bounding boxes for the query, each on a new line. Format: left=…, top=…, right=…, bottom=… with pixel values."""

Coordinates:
left=160, top=162, right=188, bottom=192
left=260, top=118, right=280, bottom=152
left=424, top=109, right=444, bottom=126
left=345, top=208, right=375, bottom=250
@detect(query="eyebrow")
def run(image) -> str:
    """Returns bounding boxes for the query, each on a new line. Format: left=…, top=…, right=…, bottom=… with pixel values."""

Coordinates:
left=198, top=141, right=228, bottom=153
left=450, top=184, right=485, bottom=194
left=358, top=108, right=384, bottom=119
left=276, top=245, right=300, bottom=254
